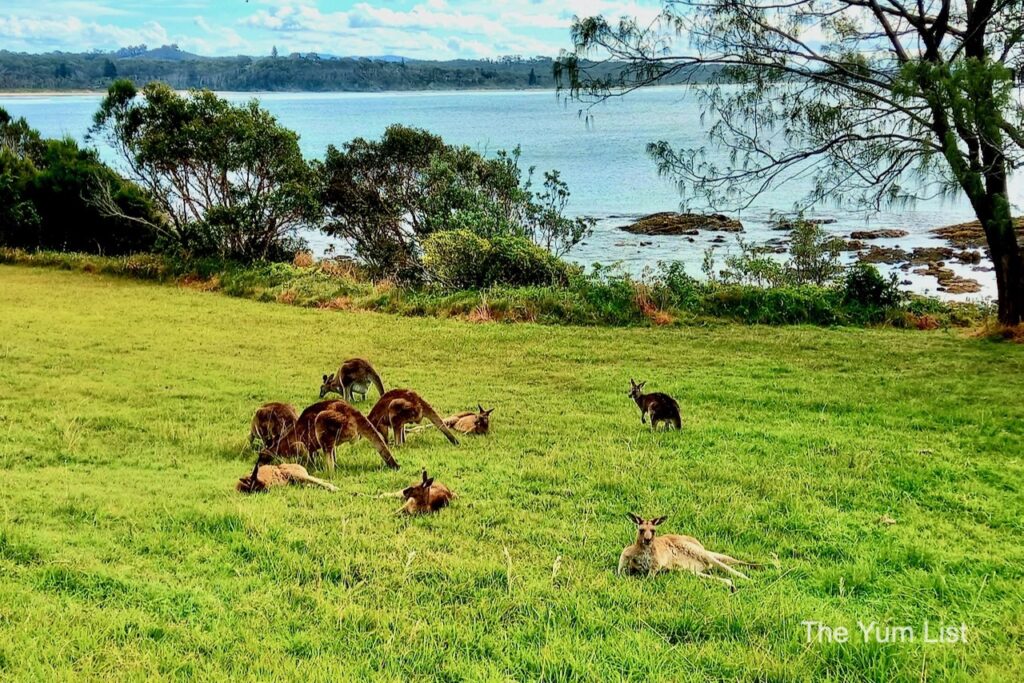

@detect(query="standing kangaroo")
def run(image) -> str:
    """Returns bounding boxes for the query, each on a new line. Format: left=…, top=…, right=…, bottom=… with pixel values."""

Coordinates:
left=368, top=389, right=459, bottom=446
left=320, top=358, right=385, bottom=402
left=396, top=469, right=456, bottom=515
left=617, top=514, right=754, bottom=592
left=443, top=405, right=494, bottom=435
left=236, top=451, right=338, bottom=493
left=249, top=402, right=298, bottom=449
left=628, top=379, right=682, bottom=430
left=269, top=399, right=398, bottom=470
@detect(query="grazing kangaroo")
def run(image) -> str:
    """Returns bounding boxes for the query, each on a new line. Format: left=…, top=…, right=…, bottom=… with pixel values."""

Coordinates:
left=628, top=379, right=682, bottom=430
left=249, top=402, right=298, bottom=449
left=617, top=514, right=754, bottom=592
left=320, top=358, right=385, bottom=402
left=443, top=405, right=494, bottom=435
left=397, top=470, right=456, bottom=515
left=368, top=389, right=459, bottom=446
left=269, top=399, right=398, bottom=470
left=236, top=451, right=338, bottom=493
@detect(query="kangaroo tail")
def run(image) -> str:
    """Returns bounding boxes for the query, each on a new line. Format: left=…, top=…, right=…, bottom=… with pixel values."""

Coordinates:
left=354, top=410, right=400, bottom=469
left=710, top=552, right=761, bottom=568
left=367, top=367, right=385, bottom=398
left=420, top=400, right=459, bottom=445
left=706, top=553, right=750, bottom=580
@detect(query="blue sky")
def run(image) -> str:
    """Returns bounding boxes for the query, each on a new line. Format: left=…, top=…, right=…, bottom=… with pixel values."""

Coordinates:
left=0, top=1, right=664, bottom=59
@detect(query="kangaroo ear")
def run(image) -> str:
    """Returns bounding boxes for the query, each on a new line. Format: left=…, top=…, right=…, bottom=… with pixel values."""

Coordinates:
left=629, top=378, right=636, bottom=387
left=424, top=477, right=434, bottom=488
left=638, top=381, right=646, bottom=389
left=421, top=469, right=429, bottom=484
left=478, top=404, right=484, bottom=413
left=651, top=515, right=667, bottom=526
left=485, top=408, right=494, bottom=416
left=627, top=512, right=642, bottom=525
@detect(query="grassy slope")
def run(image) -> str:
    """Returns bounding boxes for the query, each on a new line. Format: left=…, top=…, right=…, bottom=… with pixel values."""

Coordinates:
left=0, top=265, right=1022, bottom=682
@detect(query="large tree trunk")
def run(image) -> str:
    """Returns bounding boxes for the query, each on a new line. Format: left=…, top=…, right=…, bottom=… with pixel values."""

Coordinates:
left=969, top=184, right=1024, bottom=324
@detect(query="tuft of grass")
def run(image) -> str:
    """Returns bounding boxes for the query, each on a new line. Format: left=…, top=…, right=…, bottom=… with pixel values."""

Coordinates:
left=0, top=266, right=1022, bottom=680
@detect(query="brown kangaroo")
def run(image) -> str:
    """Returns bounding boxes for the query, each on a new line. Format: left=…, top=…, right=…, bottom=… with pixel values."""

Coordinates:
left=617, top=514, right=754, bottom=592
left=320, top=358, right=385, bottom=402
left=397, top=470, right=456, bottom=515
left=368, top=389, right=459, bottom=446
left=269, top=399, right=398, bottom=470
left=236, top=451, right=338, bottom=493
left=628, top=379, right=682, bottom=430
left=249, top=402, right=298, bottom=449
left=443, top=405, right=494, bottom=435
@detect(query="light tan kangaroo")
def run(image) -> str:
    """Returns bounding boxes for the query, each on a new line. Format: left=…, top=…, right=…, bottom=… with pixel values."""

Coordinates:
left=249, top=402, right=298, bottom=449
left=395, top=469, right=457, bottom=515
left=368, top=389, right=459, bottom=446
left=236, top=451, right=338, bottom=493
left=320, top=358, right=385, bottom=402
left=443, top=405, right=494, bottom=435
left=269, top=399, right=398, bottom=470
left=617, top=514, right=754, bottom=592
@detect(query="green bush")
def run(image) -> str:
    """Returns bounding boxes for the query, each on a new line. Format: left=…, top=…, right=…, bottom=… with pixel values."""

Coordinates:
left=422, top=230, right=573, bottom=289
left=843, top=263, right=902, bottom=309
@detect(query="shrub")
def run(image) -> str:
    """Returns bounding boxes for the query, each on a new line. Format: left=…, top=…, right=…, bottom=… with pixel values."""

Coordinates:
left=422, top=230, right=574, bottom=289
left=843, top=263, right=902, bottom=310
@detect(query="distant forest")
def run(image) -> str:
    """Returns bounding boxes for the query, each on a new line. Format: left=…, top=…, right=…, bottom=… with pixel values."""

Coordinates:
left=0, top=46, right=723, bottom=92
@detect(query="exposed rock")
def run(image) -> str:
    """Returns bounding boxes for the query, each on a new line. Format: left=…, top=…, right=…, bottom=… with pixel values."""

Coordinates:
left=931, top=217, right=1024, bottom=249
left=840, top=239, right=867, bottom=251
left=773, top=217, right=837, bottom=231
left=908, top=247, right=954, bottom=264
left=955, top=250, right=982, bottom=264
left=619, top=211, right=743, bottom=235
left=858, top=246, right=909, bottom=264
left=912, top=262, right=982, bottom=294
left=850, top=229, right=910, bottom=240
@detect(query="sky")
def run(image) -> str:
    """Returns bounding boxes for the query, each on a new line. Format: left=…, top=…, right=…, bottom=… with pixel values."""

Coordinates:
left=0, top=0, right=665, bottom=60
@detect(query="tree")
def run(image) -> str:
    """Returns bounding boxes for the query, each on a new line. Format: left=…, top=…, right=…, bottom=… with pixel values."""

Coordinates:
left=556, top=1, right=1024, bottom=323
left=89, top=80, right=322, bottom=261
left=271, top=46, right=279, bottom=59
left=102, top=59, right=118, bottom=79
left=528, top=67, right=538, bottom=86
left=321, top=125, right=591, bottom=281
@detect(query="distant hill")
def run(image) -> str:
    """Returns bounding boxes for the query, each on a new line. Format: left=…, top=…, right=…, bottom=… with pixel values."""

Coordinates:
left=0, top=49, right=726, bottom=93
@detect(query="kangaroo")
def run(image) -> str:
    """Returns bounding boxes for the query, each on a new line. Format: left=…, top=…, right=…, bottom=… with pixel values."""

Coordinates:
left=617, top=514, right=754, bottom=592
left=628, top=379, right=682, bottom=430
left=249, top=402, right=298, bottom=449
left=443, top=405, right=494, bottom=435
left=320, top=358, right=385, bottom=402
left=368, top=389, right=459, bottom=446
left=269, top=399, right=398, bottom=470
left=236, top=451, right=338, bottom=493
left=397, top=470, right=456, bottom=515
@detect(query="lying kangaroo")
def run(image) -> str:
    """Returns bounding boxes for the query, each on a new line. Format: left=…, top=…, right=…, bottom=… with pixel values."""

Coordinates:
left=368, top=389, right=459, bottom=446
left=236, top=451, right=338, bottom=493
left=320, top=358, right=385, bottom=402
left=618, top=514, right=753, bottom=592
left=397, top=470, right=456, bottom=515
left=628, top=379, right=682, bottom=430
left=269, top=399, right=398, bottom=470
left=443, top=405, right=494, bottom=435
left=249, top=402, right=298, bottom=449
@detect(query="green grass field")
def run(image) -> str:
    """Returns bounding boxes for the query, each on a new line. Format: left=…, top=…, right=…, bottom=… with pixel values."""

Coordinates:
left=1, top=265, right=1022, bottom=681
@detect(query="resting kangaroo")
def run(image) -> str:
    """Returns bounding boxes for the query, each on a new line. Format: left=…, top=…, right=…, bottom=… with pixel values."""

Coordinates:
left=320, top=358, right=385, bottom=402
left=397, top=470, right=456, bottom=515
left=617, top=514, right=753, bottom=592
left=368, top=389, right=459, bottom=446
left=249, top=402, right=298, bottom=449
left=443, top=405, right=494, bottom=435
left=628, top=379, right=682, bottom=430
left=269, top=399, right=398, bottom=470
left=236, top=451, right=338, bottom=493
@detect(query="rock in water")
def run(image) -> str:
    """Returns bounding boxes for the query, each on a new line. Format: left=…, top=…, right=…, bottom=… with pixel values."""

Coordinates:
left=619, top=212, right=743, bottom=235
left=849, top=229, right=910, bottom=239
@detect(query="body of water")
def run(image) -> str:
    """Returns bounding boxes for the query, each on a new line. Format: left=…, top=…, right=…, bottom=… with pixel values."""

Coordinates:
left=3, top=87, right=1019, bottom=300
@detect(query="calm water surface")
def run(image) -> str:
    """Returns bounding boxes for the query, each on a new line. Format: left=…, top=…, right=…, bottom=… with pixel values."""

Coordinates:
left=3, top=87, right=1018, bottom=300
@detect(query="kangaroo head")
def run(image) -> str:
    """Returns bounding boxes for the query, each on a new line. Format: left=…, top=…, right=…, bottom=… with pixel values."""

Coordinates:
left=628, top=379, right=646, bottom=400
left=628, top=513, right=666, bottom=546
left=402, top=470, right=434, bottom=502
left=237, top=453, right=272, bottom=494
left=476, top=405, right=494, bottom=429
left=319, top=373, right=335, bottom=398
